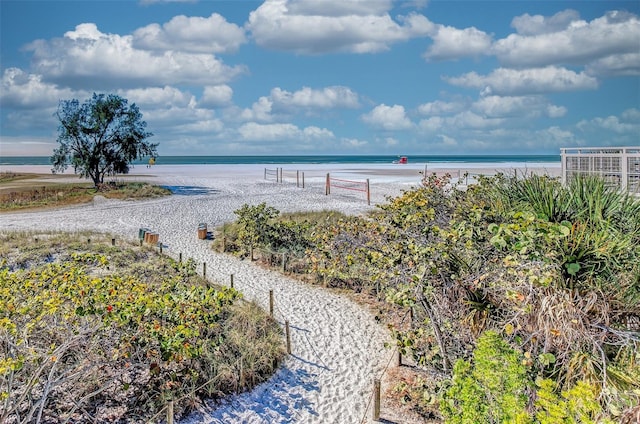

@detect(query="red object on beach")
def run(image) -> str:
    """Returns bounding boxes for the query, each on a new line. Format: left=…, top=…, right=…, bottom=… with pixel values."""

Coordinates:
left=394, top=156, right=408, bottom=164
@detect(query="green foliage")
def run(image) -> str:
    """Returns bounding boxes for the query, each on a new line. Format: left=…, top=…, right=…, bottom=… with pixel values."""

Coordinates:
left=440, top=330, right=532, bottom=424
left=535, top=378, right=614, bottom=424
left=52, top=93, right=157, bottom=186
left=0, top=233, right=285, bottom=422
left=233, top=202, right=280, bottom=252
left=502, top=173, right=572, bottom=222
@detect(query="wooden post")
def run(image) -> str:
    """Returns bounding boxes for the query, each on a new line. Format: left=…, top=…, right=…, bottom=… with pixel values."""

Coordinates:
left=140, top=239, right=143, bottom=246
left=203, top=262, right=206, bottom=278
left=366, top=178, right=370, bottom=205
left=279, top=167, right=283, bottom=183
left=250, top=245, right=254, bottom=261
left=285, top=320, right=291, bottom=354
left=111, top=238, right=115, bottom=246
left=325, top=173, right=330, bottom=195
left=87, top=238, right=91, bottom=244
left=264, top=168, right=266, bottom=180
left=409, top=306, right=414, bottom=323
left=296, top=170, right=299, bottom=187
left=159, top=243, right=163, bottom=254
left=302, top=172, right=305, bottom=188
left=269, top=289, right=274, bottom=317
left=398, top=350, right=402, bottom=367
left=167, top=400, right=174, bottom=424
left=179, top=252, right=182, bottom=263
left=373, top=379, right=381, bottom=421
left=230, top=274, right=234, bottom=288
left=222, top=236, right=227, bottom=252
left=281, top=252, right=286, bottom=273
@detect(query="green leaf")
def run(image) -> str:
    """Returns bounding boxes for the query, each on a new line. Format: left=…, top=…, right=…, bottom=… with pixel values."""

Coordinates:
left=566, top=262, right=580, bottom=275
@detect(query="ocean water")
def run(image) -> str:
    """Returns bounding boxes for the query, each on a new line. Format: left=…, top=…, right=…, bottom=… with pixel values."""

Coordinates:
left=0, top=154, right=560, bottom=166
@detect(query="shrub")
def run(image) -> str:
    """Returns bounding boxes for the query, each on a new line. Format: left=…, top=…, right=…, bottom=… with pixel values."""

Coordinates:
left=0, top=233, right=285, bottom=423
left=440, top=330, right=532, bottom=424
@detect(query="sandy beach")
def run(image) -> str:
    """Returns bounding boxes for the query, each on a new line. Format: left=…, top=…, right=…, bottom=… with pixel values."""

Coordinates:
left=0, top=162, right=560, bottom=423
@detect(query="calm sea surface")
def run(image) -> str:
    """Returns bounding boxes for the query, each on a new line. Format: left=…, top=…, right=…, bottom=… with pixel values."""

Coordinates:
left=1, top=154, right=559, bottom=166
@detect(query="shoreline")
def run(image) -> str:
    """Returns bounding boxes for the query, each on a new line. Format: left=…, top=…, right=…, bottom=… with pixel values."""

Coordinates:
left=0, top=161, right=561, bottom=182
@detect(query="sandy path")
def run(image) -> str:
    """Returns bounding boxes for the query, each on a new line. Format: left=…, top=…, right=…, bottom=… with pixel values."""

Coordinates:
left=1, top=172, right=410, bottom=423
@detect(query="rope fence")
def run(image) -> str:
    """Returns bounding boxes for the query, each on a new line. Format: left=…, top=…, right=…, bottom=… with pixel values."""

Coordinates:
left=325, top=173, right=371, bottom=205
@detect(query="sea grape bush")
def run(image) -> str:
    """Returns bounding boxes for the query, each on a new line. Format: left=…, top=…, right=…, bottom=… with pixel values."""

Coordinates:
left=0, top=235, right=285, bottom=423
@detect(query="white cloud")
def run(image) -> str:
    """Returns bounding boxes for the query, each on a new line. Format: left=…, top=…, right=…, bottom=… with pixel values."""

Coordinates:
left=511, top=9, right=581, bottom=35
left=26, top=23, right=246, bottom=90
left=234, top=85, right=360, bottom=121
left=438, top=134, right=457, bottom=147
left=418, top=116, right=444, bottom=131
left=270, top=86, right=360, bottom=109
left=287, top=0, right=393, bottom=17
left=246, top=0, right=433, bottom=54
left=239, top=96, right=274, bottom=122
left=175, top=119, right=224, bottom=133
left=200, top=85, right=234, bottom=108
left=424, top=25, right=492, bottom=61
left=123, top=86, right=195, bottom=108
left=237, top=122, right=334, bottom=141
left=546, top=104, right=567, bottom=118
left=417, top=99, right=466, bottom=115
left=384, top=137, right=398, bottom=146
left=342, top=137, right=368, bottom=147
left=450, top=111, right=505, bottom=129
left=132, top=13, right=246, bottom=54
left=621, top=108, right=640, bottom=122
left=536, top=126, right=577, bottom=148
left=445, top=66, right=598, bottom=95
left=303, top=126, right=334, bottom=139
left=0, top=136, right=58, bottom=156
left=0, top=68, right=78, bottom=108
left=577, top=114, right=640, bottom=134
left=493, top=10, right=640, bottom=68
left=472, top=95, right=566, bottom=119
left=361, top=104, right=413, bottom=130
left=586, top=52, right=640, bottom=77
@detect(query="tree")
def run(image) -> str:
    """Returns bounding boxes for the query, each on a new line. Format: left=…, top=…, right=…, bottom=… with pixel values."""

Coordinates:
left=51, top=93, right=157, bottom=187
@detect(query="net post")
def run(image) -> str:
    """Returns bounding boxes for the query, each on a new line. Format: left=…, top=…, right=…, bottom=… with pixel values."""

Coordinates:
left=366, top=179, right=370, bottom=205
left=325, top=173, right=330, bottom=195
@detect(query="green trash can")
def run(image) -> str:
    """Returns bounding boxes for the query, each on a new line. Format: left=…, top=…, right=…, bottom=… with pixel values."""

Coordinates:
left=139, top=228, right=149, bottom=240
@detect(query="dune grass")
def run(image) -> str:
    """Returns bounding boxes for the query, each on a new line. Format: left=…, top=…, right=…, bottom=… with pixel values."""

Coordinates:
left=0, top=172, right=171, bottom=211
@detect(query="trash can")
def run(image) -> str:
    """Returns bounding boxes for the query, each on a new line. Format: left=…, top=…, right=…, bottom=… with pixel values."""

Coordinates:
left=139, top=227, right=150, bottom=240
left=197, top=223, right=207, bottom=240
left=145, top=232, right=158, bottom=244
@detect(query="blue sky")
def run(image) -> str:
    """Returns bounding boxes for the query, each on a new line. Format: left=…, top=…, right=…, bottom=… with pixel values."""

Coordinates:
left=1, top=0, right=638, bottom=156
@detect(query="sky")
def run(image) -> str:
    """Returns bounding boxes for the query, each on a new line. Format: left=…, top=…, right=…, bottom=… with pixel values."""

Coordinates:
left=0, top=0, right=639, bottom=157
